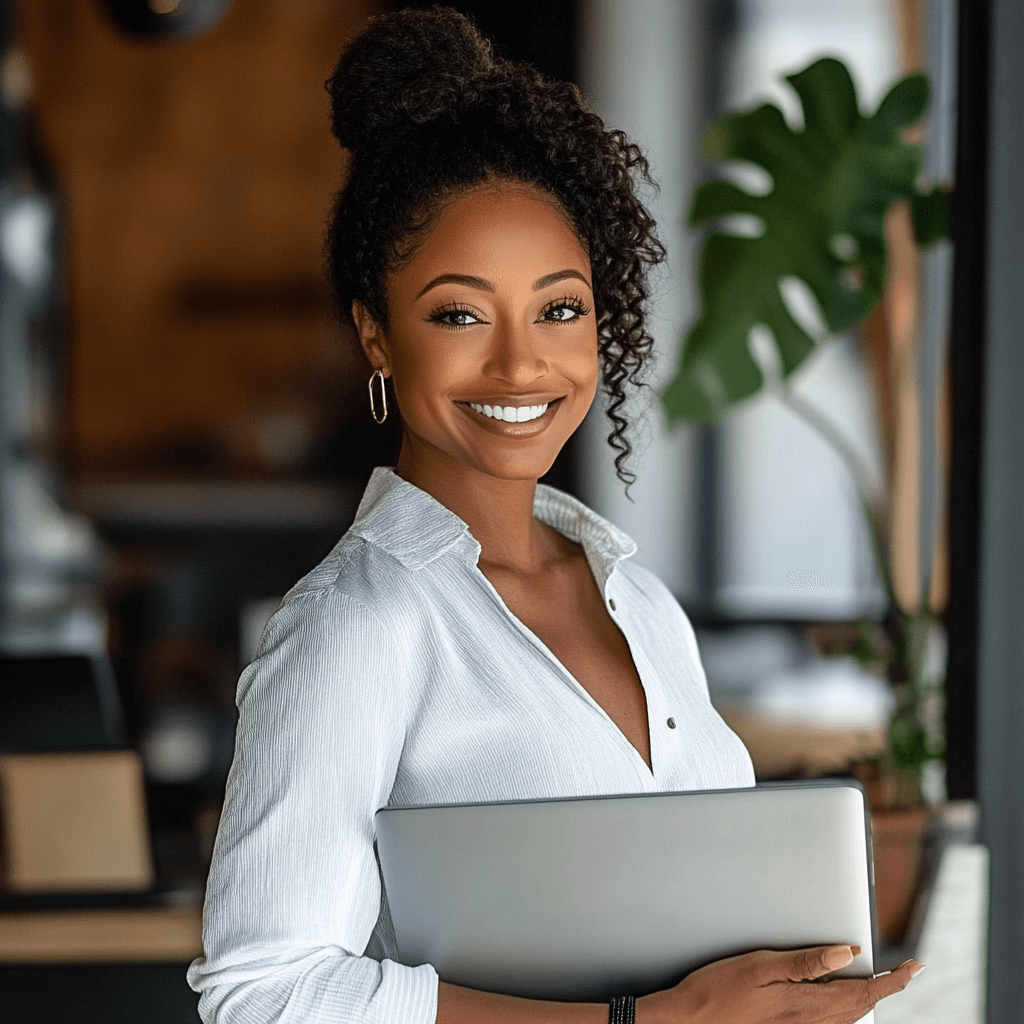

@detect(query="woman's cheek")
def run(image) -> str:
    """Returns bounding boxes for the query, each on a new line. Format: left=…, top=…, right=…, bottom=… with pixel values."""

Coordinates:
left=566, top=335, right=600, bottom=398
left=390, top=338, right=442, bottom=411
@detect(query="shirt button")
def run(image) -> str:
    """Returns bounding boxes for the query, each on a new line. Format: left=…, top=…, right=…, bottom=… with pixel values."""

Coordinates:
left=667, top=717, right=676, bottom=729
left=608, top=598, right=617, bottom=611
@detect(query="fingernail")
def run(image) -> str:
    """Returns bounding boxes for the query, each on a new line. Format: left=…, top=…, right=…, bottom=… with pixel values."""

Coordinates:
left=910, top=963, right=927, bottom=979
left=824, top=947, right=855, bottom=971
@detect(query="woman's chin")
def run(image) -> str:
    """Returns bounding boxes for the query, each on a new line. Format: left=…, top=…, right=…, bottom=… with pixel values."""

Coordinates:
left=465, top=450, right=562, bottom=484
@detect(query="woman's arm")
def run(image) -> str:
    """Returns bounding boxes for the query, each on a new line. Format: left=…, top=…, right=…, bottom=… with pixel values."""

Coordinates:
left=437, top=983, right=606, bottom=1023
left=436, top=946, right=920, bottom=1024
left=189, top=587, right=438, bottom=1024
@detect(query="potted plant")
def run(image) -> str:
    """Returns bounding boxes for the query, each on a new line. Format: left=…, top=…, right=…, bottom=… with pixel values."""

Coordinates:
left=661, top=56, right=949, bottom=947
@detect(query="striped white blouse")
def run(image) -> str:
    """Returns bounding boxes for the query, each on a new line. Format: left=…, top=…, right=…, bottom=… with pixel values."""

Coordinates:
left=187, top=466, right=755, bottom=1023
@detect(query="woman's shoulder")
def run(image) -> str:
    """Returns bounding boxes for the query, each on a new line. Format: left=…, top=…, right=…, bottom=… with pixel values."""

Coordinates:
left=270, top=529, right=420, bottom=642
left=280, top=466, right=459, bottom=617
left=237, top=537, right=418, bottom=712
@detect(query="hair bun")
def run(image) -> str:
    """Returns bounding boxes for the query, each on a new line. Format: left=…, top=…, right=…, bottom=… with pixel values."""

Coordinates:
left=327, top=7, right=498, bottom=154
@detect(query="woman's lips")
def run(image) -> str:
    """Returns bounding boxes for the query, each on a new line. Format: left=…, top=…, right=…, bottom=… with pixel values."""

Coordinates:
left=457, top=396, right=563, bottom=434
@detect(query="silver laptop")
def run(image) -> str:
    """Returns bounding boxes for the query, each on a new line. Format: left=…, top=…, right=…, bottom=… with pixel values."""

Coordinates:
left=375, top=781, right=877, bottom=1006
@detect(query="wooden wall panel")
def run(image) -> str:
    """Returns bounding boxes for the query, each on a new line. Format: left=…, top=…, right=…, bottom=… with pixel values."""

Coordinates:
left=20, top=0, right=377, bottom=472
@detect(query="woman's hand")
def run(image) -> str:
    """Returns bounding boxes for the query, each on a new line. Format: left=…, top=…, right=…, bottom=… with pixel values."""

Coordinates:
left=636, top=945, right=922, bottom=1024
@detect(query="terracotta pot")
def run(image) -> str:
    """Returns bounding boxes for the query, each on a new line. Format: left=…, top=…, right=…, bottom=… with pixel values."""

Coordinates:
left=871, top=806, right=931, bottom=946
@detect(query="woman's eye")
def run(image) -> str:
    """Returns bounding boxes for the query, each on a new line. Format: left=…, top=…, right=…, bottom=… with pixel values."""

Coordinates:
left=429, top=307, right=482, bottom=329
left=546, top=305, right=578, bottom=322
left=541, top=299, right=588, bottom=323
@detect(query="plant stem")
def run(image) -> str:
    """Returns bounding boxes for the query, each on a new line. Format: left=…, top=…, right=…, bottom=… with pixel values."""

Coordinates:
left=779, top=385, right=896, bottom=607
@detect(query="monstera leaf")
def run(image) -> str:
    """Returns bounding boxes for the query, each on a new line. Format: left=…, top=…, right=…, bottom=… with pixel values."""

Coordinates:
left=662, top=57, right=949, bottom=424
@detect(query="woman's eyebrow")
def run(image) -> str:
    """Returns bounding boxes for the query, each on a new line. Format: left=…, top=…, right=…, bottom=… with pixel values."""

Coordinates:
left=417, top=273, right=494, bottom=298
left=533, top=269, right=591, bottom=290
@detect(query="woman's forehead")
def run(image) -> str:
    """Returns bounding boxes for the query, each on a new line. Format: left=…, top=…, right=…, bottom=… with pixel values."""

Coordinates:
left=393, top=183, right=591, bottom=293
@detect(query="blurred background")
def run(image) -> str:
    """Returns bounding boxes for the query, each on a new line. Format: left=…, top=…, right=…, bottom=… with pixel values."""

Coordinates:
left=1, top=0, right=1020, bottom=1021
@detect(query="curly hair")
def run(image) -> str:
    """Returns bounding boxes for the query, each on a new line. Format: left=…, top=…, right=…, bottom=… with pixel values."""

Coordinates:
left=324, top=6, right=665, bottom=487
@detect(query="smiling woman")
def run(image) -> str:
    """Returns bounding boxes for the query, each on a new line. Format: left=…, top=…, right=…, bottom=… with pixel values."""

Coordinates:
left=186, top=8, right=921, bottom=1024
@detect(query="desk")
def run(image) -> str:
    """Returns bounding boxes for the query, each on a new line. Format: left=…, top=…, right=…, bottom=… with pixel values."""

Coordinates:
left=0, top=905, right=203, bottom=1024
left=0, top=905, right=202, bottom=963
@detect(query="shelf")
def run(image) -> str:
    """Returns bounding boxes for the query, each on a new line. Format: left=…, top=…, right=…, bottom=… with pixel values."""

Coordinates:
left=72, top=479, right=360, bottom=532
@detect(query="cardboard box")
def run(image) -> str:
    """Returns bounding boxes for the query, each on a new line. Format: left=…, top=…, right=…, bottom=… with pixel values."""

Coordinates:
left=0, top=750, right=154, bottom=893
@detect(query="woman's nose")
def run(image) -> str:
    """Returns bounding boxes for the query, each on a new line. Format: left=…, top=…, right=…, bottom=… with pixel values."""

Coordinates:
left=483, top=323, right=547, bottom=384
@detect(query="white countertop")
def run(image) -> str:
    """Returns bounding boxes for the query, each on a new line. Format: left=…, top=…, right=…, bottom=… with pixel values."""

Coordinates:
left=875, top=844, right=988, bottom=1023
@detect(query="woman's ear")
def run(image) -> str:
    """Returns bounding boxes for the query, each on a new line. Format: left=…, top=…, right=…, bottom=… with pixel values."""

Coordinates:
left=352, top=301, right=391, bottom=377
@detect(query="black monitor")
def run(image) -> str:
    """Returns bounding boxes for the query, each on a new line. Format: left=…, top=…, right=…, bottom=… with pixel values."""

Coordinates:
left=0, top=654, right=126, bottom=752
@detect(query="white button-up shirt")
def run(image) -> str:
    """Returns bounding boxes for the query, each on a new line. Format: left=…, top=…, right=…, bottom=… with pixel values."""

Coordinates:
left=188, top=467, right=754, bottom=1023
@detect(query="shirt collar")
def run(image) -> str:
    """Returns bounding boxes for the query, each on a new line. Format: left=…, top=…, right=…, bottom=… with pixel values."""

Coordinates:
left=350, top=466, right=636, bottom=587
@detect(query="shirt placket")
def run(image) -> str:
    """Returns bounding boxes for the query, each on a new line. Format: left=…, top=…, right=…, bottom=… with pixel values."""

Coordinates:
left=473, top=561, right=655, bottom=790
left=603, top=581, right=661, bottom=788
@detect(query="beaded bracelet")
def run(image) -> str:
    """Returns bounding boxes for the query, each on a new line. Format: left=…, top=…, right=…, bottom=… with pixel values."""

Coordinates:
left=608, top=994, right=635, bottom=1024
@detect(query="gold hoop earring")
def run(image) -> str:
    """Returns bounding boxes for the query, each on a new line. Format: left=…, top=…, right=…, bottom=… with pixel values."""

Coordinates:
left=368, top=368, right=388, bottom=424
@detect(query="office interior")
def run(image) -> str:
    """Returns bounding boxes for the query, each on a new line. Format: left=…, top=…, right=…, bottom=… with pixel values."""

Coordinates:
left=0, top=0, right=1020, bottom=1021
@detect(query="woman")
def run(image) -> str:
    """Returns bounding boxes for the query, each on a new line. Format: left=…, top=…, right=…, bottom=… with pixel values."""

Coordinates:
left=188, top=9, right=921, bottom=1023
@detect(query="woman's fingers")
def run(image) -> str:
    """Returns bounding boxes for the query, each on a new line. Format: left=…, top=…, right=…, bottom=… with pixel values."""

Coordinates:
left=759, top=945, right=862, bottom=984
left=809, top=958, right=925, bottom=1021
left=863, top=958, right=925, bottom=1002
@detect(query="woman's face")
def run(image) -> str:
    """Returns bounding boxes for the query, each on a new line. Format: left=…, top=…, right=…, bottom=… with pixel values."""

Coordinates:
left=355, top=183, right=598, bottom=485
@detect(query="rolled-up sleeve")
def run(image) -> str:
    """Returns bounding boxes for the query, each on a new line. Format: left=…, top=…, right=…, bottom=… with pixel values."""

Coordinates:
left=187, top=588, right=439, bottom=1024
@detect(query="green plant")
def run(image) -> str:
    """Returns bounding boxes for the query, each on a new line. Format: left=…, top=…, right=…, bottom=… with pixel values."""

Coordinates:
left=663, top=57, right=949, bottom=805
left=663, top=57, right=947, bottom=423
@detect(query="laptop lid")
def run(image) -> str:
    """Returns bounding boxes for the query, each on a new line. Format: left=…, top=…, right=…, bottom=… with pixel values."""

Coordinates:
left=375, top=781, right=876, bottom=1004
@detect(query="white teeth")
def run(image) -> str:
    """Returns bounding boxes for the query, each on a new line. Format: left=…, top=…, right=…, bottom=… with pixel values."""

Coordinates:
left=468, top=402, right=550, bottom=423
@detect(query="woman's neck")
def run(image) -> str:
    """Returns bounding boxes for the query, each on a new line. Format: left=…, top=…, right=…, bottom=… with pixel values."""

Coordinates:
left=395, top=446, right=557, bottom=574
